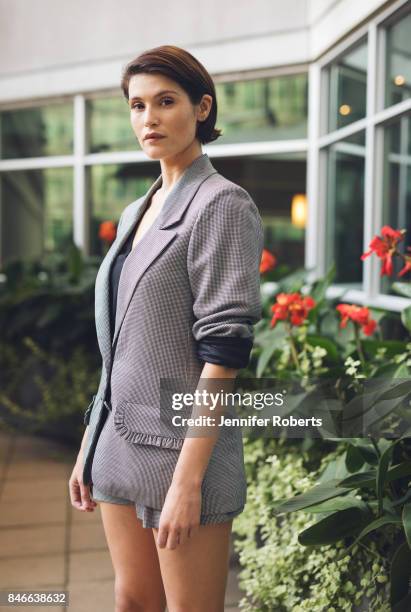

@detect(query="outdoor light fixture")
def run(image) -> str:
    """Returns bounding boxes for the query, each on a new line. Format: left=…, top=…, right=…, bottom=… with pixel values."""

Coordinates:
left=339, top=104, right=351, bottom=115
left=394, top=74, right=405, bottom=86
left=291, top=194, right=307, bottom=228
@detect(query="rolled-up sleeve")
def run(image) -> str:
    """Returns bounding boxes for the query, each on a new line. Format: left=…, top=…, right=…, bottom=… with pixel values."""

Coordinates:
left=187, top=186, right=264, bottom=369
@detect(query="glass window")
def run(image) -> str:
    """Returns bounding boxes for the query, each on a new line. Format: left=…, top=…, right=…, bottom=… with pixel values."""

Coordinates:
left=86, top=75, right=308, bottom=152
left=212, top=153, right=306, bottom=272
left=88, top=163, right=158, bottom=255
left=88, top=154, right=307, bottom=271
left=385, top=10, right=411, bottom=108
left=1, top=102, right=73, bottom=159
left=325, top=131, right=365, bottom=286
left=87, top=97, right=137, bottom=153
left=0, top=168, right=73, bottom=265
left=381, top=113, right=411, bottom=295
left=327, top=40, right=367, bottom=133
left=215, top=74, right=308, bottom=144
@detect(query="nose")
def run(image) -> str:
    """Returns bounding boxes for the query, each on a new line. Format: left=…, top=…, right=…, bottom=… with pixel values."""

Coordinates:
left=144, top=106, right=159, bottom=127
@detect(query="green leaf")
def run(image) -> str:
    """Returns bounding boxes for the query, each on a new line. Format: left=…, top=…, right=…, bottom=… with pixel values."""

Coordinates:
left=336, top=515, right=402, bottom=561
left=394, top=364, right=410, bottom=378
left=393, top=489, right=411, bottom=508
left=402, top=502, right=411, bottom=549
left=338, top=470, right=377, bottom=489
left=350, top=440, right=379, bottom=466
left=345, top=444, right=365, bottom=473
left=401, top=305, right=411, bottom=333
left=278, top=267, right=307, bottom=293
left=391, top=541, right=411, bottom=606
left=310, top=264, right=336, bottom=303
left=255, top=325, right=286, bottom=377
left=342, top=379, right=411, bottom=435
left=317, top=452, right=352, bottom=483
left=273, top=479, right=352, bottom=514
left=377, top=439, right=406, bottom=516
left=303, top=496, right=370, bottom=514
left=372, top=362, right=405, bottom=378
left=386, top=462, right=411, bottom=483
left=256, top=340, right=278, bottom=378
left=342, top=380, right=391, bottom=423
left=392, top=282, right=411, bottom=299
left=362, top=339, right=407, bottom=358
left=328, top=439, right=378, bottom=465
left=298, top=507, right=371, bottom=546
left=305, top=335, right=339, bottom=362
left=375, top=380, right=411, bottom=401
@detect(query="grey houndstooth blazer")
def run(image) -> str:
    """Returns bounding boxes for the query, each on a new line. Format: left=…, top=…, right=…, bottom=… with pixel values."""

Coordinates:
left=81, top=153, right=264, bottom=513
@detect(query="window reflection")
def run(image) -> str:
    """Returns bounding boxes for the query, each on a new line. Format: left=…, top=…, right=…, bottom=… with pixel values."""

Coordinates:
left=88, top=163, right=158, bottom=255
left=385, top=10, right=411, bottom=108
left=85, top=74, right=308, bottom=153
left=211, top=154, right=306, bottom=272
left=381, top=113, right=411, bottom=295
left=0, top=168, right=73, bottom=265
left=326, top=131, right=365, bottom=286
left=327, top=40, right=367, bottom=132
left=87, top=155, right=306, bottom=270
left=1, top=103, right=73, bottom=159
left=87, top=97, right=137, bottom=153
left=212, top=74, right=308, bottom=143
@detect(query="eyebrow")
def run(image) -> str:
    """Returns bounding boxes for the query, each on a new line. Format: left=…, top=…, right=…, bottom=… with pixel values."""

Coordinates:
left=129, top=90, right=179, bottom=104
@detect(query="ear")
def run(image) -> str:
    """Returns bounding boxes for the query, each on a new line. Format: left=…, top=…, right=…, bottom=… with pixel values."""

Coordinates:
left=196, top=94, right=213, bottom=123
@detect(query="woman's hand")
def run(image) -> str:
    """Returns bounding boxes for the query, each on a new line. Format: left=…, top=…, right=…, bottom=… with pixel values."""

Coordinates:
left=68, top=451, right=98, bottom=512
left=157, top=480, right=202, bottom=549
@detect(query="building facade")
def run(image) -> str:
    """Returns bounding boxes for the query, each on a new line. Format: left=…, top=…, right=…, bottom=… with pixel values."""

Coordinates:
left=0, top=0, right=410, bottom=310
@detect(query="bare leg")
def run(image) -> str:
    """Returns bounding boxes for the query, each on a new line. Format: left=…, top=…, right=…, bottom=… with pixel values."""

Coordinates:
left=153, top=520, right=232, bottom=612
left=99, top=502, right=167, bottom=612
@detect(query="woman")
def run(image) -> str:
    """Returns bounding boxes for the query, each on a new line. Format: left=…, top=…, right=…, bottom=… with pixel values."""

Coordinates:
left=69, top=45, right=264, bottom=612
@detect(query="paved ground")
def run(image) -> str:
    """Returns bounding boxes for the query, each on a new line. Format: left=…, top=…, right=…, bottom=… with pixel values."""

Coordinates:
left=0, top=427, right=245, bottom=611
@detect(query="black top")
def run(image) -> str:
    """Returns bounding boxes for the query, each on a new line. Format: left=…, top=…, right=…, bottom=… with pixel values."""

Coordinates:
left=109, top=227, right=254, bottom=369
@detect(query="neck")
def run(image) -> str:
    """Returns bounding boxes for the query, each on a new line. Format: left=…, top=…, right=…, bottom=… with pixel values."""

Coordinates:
left=158, top=141, right=203, bottom=193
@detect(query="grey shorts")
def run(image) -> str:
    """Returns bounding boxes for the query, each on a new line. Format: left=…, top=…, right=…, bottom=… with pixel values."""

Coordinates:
left=90, top=484, right=244, bottom=529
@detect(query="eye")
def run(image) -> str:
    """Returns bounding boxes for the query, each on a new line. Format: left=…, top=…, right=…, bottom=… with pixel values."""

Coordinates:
left=130, top=98, right=174, bottom=110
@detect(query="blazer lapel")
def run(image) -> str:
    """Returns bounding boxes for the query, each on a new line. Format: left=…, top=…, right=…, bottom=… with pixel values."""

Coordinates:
left=95, top=176, right=162, bottom=377
left=157, top=153, right=218, bottom=230
left=96, top=153, right=217, bottom=373
left=112, top=227, right=178, bottom=349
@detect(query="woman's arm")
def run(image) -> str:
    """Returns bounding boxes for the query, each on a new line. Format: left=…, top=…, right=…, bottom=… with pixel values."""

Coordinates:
left=68, top=426, right=98, bottom=512
left=171, top=361, right=238, bottom=488
left=156, top=186, right=264, bottom=550
left=156, top=362, right=238, bottom=549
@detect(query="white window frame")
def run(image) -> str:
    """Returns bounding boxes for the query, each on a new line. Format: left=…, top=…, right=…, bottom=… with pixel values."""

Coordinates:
left=0, top=67, right=309, bottom=267
left=307, top=0, right=411, bottom=313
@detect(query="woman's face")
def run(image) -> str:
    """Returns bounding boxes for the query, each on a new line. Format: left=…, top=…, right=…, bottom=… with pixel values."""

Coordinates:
left=127, top=73, right=211, bottom=160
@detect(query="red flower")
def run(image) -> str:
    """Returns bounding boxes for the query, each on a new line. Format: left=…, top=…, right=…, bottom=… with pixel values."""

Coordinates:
left=270, top=292, right=316, bottom=328
left=260, top=248, right=277, bottom=274
left=99, top=221, right=117, bottom=244
left=361, top=225, right=405, bottom=276
left=398, top=254, right=411, bottom=278
left=336, top=303, right=377, bottom=336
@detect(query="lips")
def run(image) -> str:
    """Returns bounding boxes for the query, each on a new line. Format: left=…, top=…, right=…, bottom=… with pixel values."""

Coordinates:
left=144, top=134, right=165, bottom=141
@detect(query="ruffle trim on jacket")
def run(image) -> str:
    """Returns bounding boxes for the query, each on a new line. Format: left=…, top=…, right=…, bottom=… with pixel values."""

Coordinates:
left=113, top=411, right=185, bottom=449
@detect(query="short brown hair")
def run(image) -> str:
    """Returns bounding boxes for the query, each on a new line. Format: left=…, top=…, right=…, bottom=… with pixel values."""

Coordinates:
left=120, top=45, right=221, bottom=145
